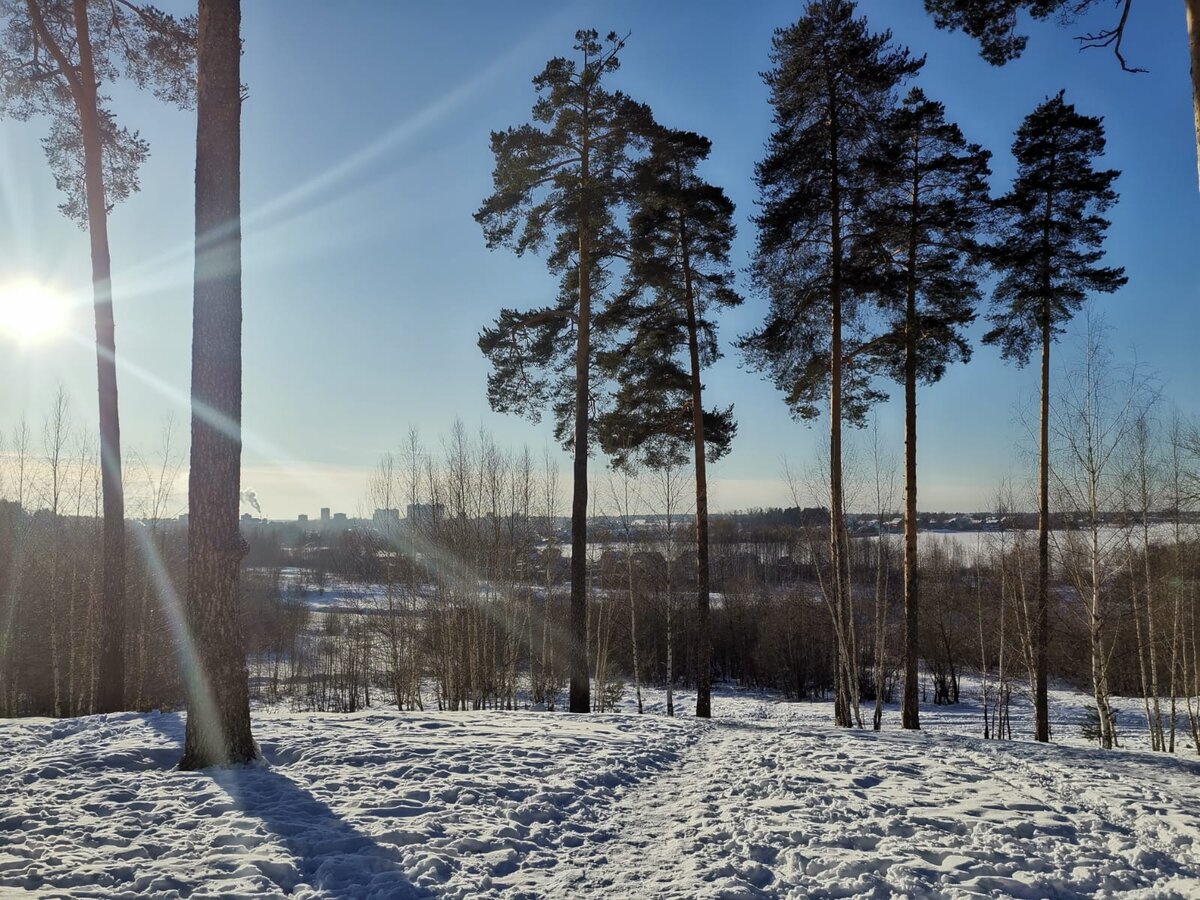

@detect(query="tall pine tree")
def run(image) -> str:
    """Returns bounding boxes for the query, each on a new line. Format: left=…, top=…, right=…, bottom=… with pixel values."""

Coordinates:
left=475, top=30, right=651, bottom=714
left=985, top=90, right=1125, bottom=743
left=180, top=0, right=255, bottom=769
left=595, top=127, right=742, bottom=720
left=864, top=88, right=992, bottom=730
left=0, top=0, right=195, bottom=714
left=739, top=0, right=921, bottom=727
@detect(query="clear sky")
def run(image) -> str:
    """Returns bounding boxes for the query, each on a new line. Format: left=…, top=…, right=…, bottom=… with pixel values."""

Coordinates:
left=0, top=1, right=1196, bottom=519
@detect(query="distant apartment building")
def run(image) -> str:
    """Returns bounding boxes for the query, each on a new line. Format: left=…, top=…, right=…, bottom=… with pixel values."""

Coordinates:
left=298, top=513, right=309, bottom=523
left=333, top=512, right=348, bottom=523
left=406, top=503, right=445, bottom=529
left=373, top=508, right=401, bottom=529
left=320, top=507, right=330, bottom=522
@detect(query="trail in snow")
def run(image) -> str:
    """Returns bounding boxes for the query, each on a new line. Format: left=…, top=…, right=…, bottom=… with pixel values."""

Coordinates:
left=2, top=688, right=1199, bottom=898
left=522, top=707, right=1200, bottom=899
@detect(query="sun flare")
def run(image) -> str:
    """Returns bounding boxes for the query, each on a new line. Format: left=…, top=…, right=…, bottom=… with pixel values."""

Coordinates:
left=0, top=279, right=71, bottom=345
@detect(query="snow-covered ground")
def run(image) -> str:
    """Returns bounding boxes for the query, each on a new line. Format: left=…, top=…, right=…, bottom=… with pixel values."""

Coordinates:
left=3, top=686, right=1199, bottom=898
left=276, top=569, right=397, bottom=616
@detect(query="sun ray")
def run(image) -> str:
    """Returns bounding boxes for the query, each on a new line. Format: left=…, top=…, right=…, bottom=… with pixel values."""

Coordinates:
left=83, top=17, right=570, bottom=308
left=127, top=523, right=228, bottom=767
left=64, top=330, right=357, bottom=507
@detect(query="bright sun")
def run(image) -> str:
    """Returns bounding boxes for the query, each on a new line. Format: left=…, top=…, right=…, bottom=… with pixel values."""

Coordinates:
left=0, top=279, right=71, bottom=345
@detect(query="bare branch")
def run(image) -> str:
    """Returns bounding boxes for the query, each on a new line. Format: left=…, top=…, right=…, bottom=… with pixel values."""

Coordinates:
left=1076, top=0, right=1147, bottom=74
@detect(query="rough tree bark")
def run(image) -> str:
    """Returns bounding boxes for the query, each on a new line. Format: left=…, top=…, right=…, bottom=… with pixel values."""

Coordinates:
left=180, top=0, right=256, bottom=770
left=901, top=161, right=921, bottom=731
left=569, top=113, right=592, bottom=715
left=1035, top=305, right=1051, bottom=743
left=25, top=0, right=128, bottom=714
left=76, top=0, right=127, bottom=716
left=680, top=209, right=713, bottom=720
left=827, top=75, right=853, bottom=729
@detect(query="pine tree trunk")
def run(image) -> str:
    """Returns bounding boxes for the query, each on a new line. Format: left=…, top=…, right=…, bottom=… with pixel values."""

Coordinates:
left=872, top=523, right=886, bottom=731
left=827, top=86, right=852, bottom=729
left=901, top=191, right=920, bottom=731
left=568, top=130, right=591, bottom=715
left=1035, top=308, right=1051, bottom=743
left=180, top=0, right=256, bottom=770
left=67, top=0, right=126, bottom=715
left=680, top=216, right=712, bottom=720
left=830, top=303, right=849, bottom=729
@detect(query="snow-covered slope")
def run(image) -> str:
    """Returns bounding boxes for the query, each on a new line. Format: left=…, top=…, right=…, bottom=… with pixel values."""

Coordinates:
left=2, top=690, right=1198, bottom=898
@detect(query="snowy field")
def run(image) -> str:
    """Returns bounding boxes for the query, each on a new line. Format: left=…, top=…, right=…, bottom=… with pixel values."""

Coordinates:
left=3, top=687, right=1199, bottom=898
left=275, top=569, right=400, bottom=616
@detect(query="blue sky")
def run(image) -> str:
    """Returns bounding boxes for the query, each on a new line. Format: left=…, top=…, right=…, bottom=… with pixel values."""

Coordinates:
left=0, top=1, right=1196, bottom=518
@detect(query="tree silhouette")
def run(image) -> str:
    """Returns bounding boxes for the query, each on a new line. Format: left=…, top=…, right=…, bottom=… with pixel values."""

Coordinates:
left=475, top=29, right=651, bottom=713
left=595, top=126, right=742, bottom=719
left=739, top=0, right=922, bottom=727
left=864, top=88, right=992, bottom=729
left=985, top=90, right=1126, bottom=743
left=0, top=0, right=195, bottom=713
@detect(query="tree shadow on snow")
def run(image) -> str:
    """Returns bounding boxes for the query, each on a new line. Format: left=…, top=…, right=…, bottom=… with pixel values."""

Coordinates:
left=144, top=713, right=428, bottom=899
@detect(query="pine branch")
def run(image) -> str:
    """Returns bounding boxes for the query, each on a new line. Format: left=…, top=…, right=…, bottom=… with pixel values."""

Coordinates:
left=511, top=308, right=579, bottom=329
left=24, top=0, right=83, bottom=94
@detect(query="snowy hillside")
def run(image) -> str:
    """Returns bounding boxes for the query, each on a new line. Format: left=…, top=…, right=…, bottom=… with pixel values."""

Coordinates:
left=3, top=689, right=1199, bottom=899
